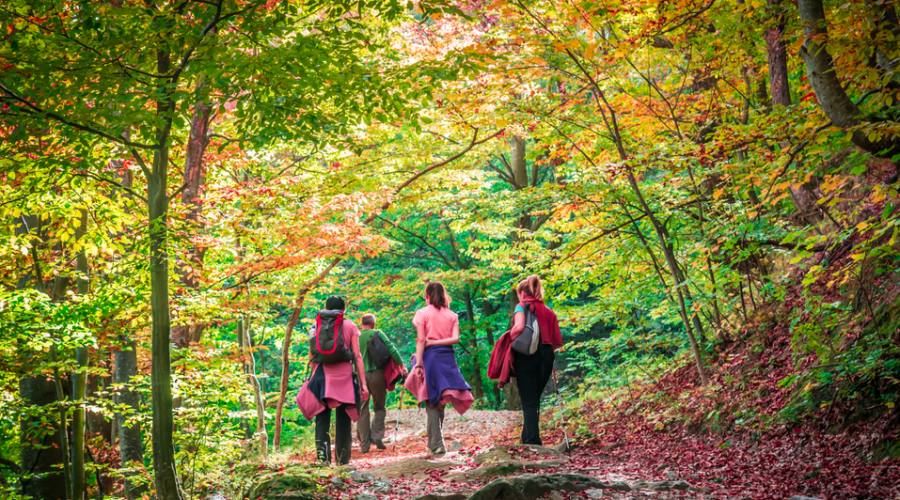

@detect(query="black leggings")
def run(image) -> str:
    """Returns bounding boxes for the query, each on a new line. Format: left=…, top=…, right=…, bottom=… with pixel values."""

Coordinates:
left=315, top=406, right=352, bottom=464
left=513, top=344, right=555, bottom=445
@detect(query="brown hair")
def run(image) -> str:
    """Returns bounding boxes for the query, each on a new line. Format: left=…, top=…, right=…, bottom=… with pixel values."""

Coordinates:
left=425, top=281, right=448, bottom=309
left=517, top=275, right=544, bottom=301
left=361, top=313, right=376, bottom=327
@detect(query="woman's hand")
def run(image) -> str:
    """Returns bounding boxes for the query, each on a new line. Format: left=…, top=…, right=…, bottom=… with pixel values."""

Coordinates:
left=425, top=335, right=459, bottom=347
left=360, top=386, right=369, bottom=402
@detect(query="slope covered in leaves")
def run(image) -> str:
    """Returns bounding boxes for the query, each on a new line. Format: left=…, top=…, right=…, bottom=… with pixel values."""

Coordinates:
left=552, top=290, right=900, bottom=498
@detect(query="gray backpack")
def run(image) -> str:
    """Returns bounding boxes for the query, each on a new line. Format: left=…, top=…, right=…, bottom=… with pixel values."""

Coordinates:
left=511, top=304, right=541, bottom=355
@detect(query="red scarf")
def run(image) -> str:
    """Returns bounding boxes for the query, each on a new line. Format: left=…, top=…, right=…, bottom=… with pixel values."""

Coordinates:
left=521, top=297, right=563, bottom=348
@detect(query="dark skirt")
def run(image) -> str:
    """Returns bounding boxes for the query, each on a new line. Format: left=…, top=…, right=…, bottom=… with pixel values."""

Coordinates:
left=422, top=345, right=471, bottom=407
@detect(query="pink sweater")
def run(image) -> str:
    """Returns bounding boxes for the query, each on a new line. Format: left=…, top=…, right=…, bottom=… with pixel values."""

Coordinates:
left=413, top=304, right=459, bottom=341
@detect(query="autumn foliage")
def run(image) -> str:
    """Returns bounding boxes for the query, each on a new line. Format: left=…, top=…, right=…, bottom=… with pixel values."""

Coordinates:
left=1, top=0, right=897, bottom=498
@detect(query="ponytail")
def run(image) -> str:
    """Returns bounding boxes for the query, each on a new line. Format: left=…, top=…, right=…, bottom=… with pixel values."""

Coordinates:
left=425, top=281, right=448, bottom=309
left=517, top=275, right=544, bottom=301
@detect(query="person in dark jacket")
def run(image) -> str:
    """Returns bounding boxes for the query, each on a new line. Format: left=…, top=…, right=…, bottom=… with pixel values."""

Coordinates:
left=357, top=313, right=406, bottom=453
left=509, top=275, right=563, bottom=445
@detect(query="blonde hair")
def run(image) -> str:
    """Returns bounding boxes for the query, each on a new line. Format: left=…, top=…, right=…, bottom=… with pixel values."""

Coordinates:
left=517, top=275, right=544, bottom=301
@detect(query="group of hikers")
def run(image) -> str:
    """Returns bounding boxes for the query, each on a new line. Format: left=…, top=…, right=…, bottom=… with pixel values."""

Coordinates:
left=295, top=275, right=562, bottom=465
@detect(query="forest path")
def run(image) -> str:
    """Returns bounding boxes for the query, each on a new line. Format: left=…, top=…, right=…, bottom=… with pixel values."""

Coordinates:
left=276, top=409, right=702, bottom=499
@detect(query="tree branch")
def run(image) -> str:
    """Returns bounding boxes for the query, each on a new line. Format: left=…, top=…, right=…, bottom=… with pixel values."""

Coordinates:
left=0, top=82, right=157, bottom=150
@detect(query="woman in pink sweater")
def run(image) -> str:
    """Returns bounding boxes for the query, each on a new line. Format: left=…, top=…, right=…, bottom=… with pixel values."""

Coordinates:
left=409, top=281, right=473, bottom=455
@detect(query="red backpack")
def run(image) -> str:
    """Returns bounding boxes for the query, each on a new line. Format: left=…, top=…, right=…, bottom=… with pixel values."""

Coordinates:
left=309, top=310, right=353, bottom=364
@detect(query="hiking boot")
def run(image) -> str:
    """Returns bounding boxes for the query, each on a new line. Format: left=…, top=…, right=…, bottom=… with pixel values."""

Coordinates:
left=429, top=446, right=446, bottom=456
left=374, top=439, right=386, bottom=450
left=360, top=446, right=370, bottom=454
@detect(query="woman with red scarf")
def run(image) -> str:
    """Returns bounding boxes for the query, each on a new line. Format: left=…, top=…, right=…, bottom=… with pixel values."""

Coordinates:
left=510, top=275, right=563, bottom=445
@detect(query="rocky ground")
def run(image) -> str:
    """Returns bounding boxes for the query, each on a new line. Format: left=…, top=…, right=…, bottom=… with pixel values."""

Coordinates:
left=245, top=409, right=728, bottom=499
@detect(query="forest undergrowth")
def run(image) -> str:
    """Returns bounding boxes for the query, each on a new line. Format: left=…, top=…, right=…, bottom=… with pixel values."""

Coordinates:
left=547, top=283, right=900, bottom=499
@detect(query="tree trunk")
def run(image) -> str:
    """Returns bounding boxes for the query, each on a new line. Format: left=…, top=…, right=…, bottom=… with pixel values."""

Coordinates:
left=149, top=161, right=181, bottom=500
left=797, top=0, right=858, bottom=127
left=765, top=0, right=791, bottom=107
left=17, top=215, right=68, bottom=500
left=172, top=91, right=211, bottom=348
left=273, top=258, right=341, bottom=450
left=463, top=290, right=484, bottom=400
left=507, top=134, right=531, bottom=410
left=114, top=341, right=144, bottom=499
left=71, top=210, right=90, bottom=500
left=480, top=301, right=503, bottom=408
left=240, top=317, right=269, bottom=458
left=864, top=0, right=899, bottom=86
left=511, top=135, right=527, bottom=189
left=51, top=355, right=71, bottom=497
left=798, top=0, right=899, bottom=157
left=273, top=302, right=304, bottom=450
left=504, top=384, right=522, bottom=411
left=148, top=47, right=183, bottom=500
left=19, top=376, right=67, bottom=499
left=440, top=218, right=485, bottom=403
left=683, top=165, right=724, bottom=336
left=113, top=168, right=145, bottom=499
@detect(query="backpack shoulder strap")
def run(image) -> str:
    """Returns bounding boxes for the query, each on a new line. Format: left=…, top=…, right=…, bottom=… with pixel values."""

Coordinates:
left=336, top=313, right=351, bottom=349
left=314, top=313, right=329, bottom=355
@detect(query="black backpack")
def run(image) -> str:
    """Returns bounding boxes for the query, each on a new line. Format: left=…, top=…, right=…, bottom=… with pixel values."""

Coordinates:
left=310, top=310, right=353, bottom=364
left=367, top=331, right=392, bottom=369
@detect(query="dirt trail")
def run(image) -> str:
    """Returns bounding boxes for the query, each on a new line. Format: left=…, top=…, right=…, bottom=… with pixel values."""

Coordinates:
left=351, top=409, right=521, bottom=467
left=276, top=409, right=704, bottom=499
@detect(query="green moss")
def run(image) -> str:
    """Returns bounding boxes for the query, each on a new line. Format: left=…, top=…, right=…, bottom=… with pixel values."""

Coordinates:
left=242, top=464, right=338, bottom=499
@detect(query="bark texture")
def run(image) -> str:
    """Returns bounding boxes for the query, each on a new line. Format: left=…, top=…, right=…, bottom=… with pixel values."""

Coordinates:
left=148, top=48, right=183, bottom=500
left=172, top=93, right=211, bottom=348
left=798, top=0, right=899, bottom=157
left=71, top=210, right=90, bottom=500
left=765, top=0, right=791, bottom=107
left=113, top=168, right=146, bottom=499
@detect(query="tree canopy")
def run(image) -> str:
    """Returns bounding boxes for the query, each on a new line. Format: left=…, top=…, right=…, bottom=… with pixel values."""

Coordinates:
left=1, top=0, right=897, bottom=498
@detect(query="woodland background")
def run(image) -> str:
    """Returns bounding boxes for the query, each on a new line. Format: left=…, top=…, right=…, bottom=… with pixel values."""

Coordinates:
left=0, top=0, right=897, bottom=498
